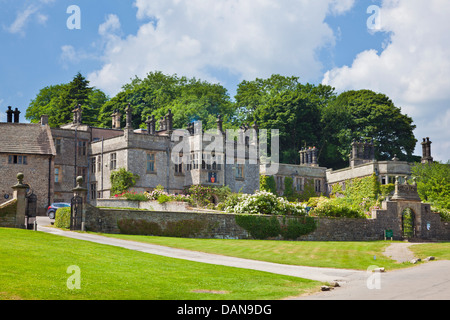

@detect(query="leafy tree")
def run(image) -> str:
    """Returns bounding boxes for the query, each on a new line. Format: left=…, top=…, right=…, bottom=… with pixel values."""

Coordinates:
left=321, top=90, right=418, bottom=168
left=235, top=75, right=335, bottom=164
left=411, top=161, right=450, bottom=210
left=26, top=73, right=107, bottom=127
left=98, top=71, right=236, bottom=131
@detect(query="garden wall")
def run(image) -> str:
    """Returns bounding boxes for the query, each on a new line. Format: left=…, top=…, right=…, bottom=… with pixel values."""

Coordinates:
left=84, top=200, right=450, bottom=241
left=93, top=198, right=192, bottom=212
left=0, top=199, right=17, bottom=228
left=84, top=204, right=251, bottom=239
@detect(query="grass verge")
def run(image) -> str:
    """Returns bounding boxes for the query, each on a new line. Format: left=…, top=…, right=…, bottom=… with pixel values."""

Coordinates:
left=0, top=228, right=321, bottom=300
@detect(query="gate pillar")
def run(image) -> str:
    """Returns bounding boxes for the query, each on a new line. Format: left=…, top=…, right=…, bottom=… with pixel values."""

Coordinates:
left=71, top=176, right=87, bottom=231
left=11, top=173, right=27, bottom=229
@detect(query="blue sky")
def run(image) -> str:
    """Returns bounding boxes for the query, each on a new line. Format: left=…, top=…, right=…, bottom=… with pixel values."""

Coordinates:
left=0, top=0, right=448, bottom=162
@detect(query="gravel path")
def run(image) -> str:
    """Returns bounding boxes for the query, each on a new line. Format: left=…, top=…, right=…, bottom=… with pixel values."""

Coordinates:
left=383, top=242, right=417, bottom=263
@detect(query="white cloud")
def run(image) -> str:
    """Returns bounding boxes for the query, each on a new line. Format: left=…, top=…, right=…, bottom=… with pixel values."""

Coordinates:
left=88, top=0, right=354, bottom=96
left=6, top=5, right=39, bottom=35
left=323, top=0, right=450, bottom=162
left=5, top=0, right=53, bottom=35
left=99, top=14, right=121, bottom=37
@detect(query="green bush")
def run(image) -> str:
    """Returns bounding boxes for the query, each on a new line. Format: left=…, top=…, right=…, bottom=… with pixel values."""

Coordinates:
left=310, top=197, right=365, bottom=219
left=235, top=215, right=281, bottom=240
left=260, top=175, right=277, bottom=194
left=226, top=191, right=307, bottom=216
left=380, top=184, right=395, bottom=197
left=280, top=217, right=317, bottom=240
left=235, top=215, right=317, bottom=240
left=54, top=207, right=71, bottom=229
left=117, top=218, right=207, bottom=238
left=157, top=194, right=171, bottom=204
left=110, top=168, right=140, bottom=196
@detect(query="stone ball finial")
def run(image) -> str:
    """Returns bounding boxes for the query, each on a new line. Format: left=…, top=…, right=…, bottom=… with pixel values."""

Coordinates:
left=17, top=173, right=24, bottom=184
left=76, top=176, right=83, bottom=186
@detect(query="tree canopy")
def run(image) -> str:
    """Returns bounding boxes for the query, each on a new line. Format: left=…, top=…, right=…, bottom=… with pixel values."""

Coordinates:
left=26, top=73, right=107, bottom=128
left=25, top=72, right=421, bottom=169
left=98, top=71, right=236, bottom=131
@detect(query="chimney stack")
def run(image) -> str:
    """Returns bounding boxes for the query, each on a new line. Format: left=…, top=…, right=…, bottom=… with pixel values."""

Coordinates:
left=421, top=137, right=433, bottom=164
left=40, top=115, right=49, bottom=126
left=146, top=115, right=156, bottom=135
left=112, top=109, right=121, bottom=129
left=6, top=106, right=13, bottom=123
left=13, top=108, right=20, bottom=123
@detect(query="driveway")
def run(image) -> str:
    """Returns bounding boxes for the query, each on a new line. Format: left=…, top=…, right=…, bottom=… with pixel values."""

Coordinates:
left=35, top=217, right=450, bottom=300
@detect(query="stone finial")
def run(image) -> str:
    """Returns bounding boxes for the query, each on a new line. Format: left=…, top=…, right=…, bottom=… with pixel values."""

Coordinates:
left=16, top=173, right=24, bottom=185
left=73, top=176, right=87, bottom=192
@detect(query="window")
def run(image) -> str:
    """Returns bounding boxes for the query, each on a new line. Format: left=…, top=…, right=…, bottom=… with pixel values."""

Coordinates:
left=187, top=154, right=192, bottom=171
left=110, top=153, right=117, bottom=171
left=175, top=153, right=183, bottom=174
left=78, top=141, right=87, bottom=156
left=193, top=153, right=199, bottom=169
left=97, top=156, right=102, bottom=172
left=91, top=157, right=96, bottom=174
left=8, top=155, right=27, bottom=165
left=296, top=178, right=303, bottom=192
left=55, top=167, right=60, bottom=183
left=146, top=153, right=155, bottom=173
left=54, top=139, right=61, bottom=155
left=90, top=183, right=97, bottom=200
left=236, top=164, right=244, bottom=179
left=315, top=179, right=322, bottom=193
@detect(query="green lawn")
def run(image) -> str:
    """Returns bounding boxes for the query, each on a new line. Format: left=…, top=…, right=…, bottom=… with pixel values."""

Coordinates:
left=100, top=234, right=413, bottom=270
left=0, top=228, right=321, bottom=300
left=409, top=242, right=450, bottom=261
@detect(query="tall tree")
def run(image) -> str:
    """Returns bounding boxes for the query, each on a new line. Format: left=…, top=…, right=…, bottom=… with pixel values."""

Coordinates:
left=26, top=73, right=106, bottom=127
left=235, top=74, right=335, bottom=164
left=321, top=90, right=418, bottom=167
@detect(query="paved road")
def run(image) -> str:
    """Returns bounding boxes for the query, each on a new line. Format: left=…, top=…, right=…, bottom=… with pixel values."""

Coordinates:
left=36, top=217, right=450, bottom=300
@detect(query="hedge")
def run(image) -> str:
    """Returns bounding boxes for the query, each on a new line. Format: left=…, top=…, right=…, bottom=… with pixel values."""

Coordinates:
left=235, top=215, right=317, bottom=240
left=54, top=207, right=71, bottom=229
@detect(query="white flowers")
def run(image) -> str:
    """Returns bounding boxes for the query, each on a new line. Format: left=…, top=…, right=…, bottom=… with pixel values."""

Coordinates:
left=226, top=191, right=307, bottom=216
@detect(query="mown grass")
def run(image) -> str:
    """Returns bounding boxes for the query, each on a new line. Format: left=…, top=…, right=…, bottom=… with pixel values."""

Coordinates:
left=0, top=228, right=321, bottom=300
left=99, top=234, right=413, bottom=270
left=409, top=242, right=450, bottom=261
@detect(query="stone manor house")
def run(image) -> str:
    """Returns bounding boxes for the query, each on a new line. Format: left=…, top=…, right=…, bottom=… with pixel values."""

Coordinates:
left=0, top=105, right=433, bottom=215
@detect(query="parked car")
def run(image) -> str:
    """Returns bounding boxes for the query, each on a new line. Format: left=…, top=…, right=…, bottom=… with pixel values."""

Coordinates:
left=47, top=203, right=70, bottom=219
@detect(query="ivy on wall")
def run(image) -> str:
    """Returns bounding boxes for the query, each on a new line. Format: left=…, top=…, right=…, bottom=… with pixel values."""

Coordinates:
left=235, top=215, right=317, bottom=240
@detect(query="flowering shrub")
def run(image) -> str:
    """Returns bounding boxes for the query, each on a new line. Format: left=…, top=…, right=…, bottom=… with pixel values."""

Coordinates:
left=309, top=197, right=365, bottom=219
left=144, top=185, right=168, bottom=200
left=144, top=185, right=191, bottom=204
left=226, top=191, right=307, bottom=216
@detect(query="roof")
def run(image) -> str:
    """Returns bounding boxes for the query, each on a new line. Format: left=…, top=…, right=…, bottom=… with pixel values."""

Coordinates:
left=0, top=123, right=56, bottom=156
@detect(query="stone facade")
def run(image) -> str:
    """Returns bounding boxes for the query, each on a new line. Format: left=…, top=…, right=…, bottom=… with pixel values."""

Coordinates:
left=0, top=120, right=56, bottom=215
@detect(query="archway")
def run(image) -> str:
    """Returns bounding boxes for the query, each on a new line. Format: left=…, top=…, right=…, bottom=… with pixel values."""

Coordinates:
left=401, top=208, right=415, bottom=239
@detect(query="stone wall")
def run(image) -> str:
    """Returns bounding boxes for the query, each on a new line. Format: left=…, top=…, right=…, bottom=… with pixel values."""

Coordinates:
left=0, top=199, right=17, bottom=228
left=84, top=201, right=450, bottom=241
left=84, top=204, right=251, bottom=239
